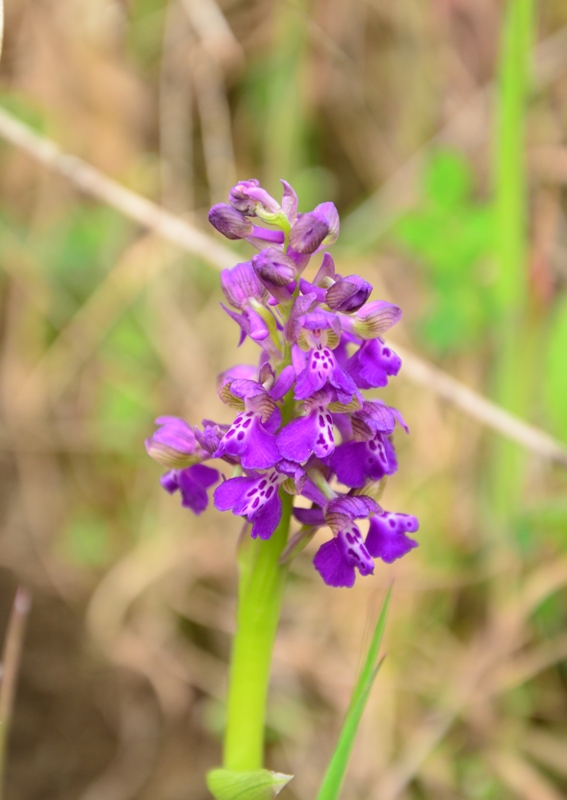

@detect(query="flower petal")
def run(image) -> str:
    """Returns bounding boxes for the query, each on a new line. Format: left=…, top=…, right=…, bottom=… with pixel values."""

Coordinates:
left=365, top=513, right=419, bottom=563
left=313, top=539, right=355, bottom=588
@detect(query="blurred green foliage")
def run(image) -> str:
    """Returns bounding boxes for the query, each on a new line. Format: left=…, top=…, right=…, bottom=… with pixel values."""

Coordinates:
left=394, top=149, right=494, bottom=353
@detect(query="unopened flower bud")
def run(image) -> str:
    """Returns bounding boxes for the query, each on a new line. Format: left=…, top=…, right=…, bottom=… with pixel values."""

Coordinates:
left=208, top=204, right=253, bottom=240
left=253, top=248, right=297, bottom=286
left=314, top=202, right=340, bottom=246
left=145, top=417, right=205, bottom=468
left=229, top=179, right=281, bottom=220
left=221, top=262, right=267, bottom=309
left=326, top=275, right=372, bottom=312
left=289, top=212, right=329, bottom=254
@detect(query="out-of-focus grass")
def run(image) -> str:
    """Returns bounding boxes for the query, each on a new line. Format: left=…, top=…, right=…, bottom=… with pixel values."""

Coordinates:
left=0, top=1, right=567, bottom=799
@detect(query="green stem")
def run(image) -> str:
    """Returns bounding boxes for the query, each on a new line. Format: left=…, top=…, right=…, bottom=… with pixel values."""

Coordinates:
left=490, top=0, right=535, bottom=526
left=223, top=492, right=293, bottom=771
left=223, top=381, right=296, bottom=772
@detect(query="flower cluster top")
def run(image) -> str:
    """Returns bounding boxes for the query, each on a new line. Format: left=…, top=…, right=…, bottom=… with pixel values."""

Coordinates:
left=146, top=179, right=419, bottom=587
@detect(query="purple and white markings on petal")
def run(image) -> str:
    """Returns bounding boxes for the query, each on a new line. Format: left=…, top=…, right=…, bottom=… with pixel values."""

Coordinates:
left=213, top=469, right=284, bottom=540
left=330, top=433, right=397, bottom=488
left=365, top=512, right=419, bottom=563
left=346, top=339, right=402, bottom=390
left=295, top=345, right=359, bottom=404
left=337, top=522, right=374, bottom=576
left=214, top=410, right=281, bottom=470
left=313, top=520, right=374, bottom=588
left=277, top=405, right=334, bottom=463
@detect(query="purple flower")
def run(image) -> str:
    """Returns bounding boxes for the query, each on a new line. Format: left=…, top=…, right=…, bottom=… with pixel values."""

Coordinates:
left=330, top=433, right=397, bottom=488
left=221, top=261, right=267, bottom=309
left=346, top=339, right=402, bottom=389
left=351, top=400, right=409, bottom=440
left=325, top=275, right=372, bottom=313
left=313, top=496, right=378, bottom=587
left=161, top=465, right=219, bottom=514
left=195, top=419, right=233, bottom=460
left=365, top=512, right=419, bottom=563
left=252, top=248, right=297, bottom=303
left=229, top=179, right=281, bottom=217
left=214, top=469, right=284, bottom=539
left=295, top=345, right=360, bottom=405
left=208, top=204, right=253, bottom=240
left=215, top=407, right=281, bottom=470
left=289, top=213, right=329, bottom=255
left=277, top=402, right=335, bottom=463
left=281, top=180, right=298, bottom=224
left=145, top=416, right=206, bottom=468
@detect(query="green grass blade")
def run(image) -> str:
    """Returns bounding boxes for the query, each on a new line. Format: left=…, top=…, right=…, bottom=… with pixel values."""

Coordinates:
left=315, top=585, right=392, bottom=800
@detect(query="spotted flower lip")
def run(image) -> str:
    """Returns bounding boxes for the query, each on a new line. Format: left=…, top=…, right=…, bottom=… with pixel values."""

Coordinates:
left=366, top=512, right=419, bottom=563
left=346, top=338, right=402, bottom=389
left=294, top=345, right=360, bottom=405
left=277, top=404, right=335, bottom=463
left=330, top=433, right=397, bottom=487
left=214, top=469, right=283, bottom=540
left=214, top=408, right=281, bottom=470
left=147, top=177, right=419, bottom=588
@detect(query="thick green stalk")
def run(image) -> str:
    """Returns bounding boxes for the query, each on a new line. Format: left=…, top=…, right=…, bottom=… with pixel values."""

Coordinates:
left=223, top=383, right=296, bottom=772
left=223, top=492, right=293, bottom=771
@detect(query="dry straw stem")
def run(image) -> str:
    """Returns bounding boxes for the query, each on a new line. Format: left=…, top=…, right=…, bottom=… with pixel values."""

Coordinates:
left=0, top=109, right=566, bottom=467
left=0, top=587, right=31, bottom=797
left=372, top=554, right=567, bottom=800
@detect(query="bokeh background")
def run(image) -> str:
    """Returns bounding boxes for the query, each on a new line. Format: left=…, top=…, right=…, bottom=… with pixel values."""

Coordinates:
left=0, top=0, right=567, bottom=798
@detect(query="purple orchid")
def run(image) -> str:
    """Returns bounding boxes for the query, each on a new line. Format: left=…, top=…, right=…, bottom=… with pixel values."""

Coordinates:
left=147, top=177, right=419, bottom=588
left=214, top=469, right=284, bottom=540
left=161, top=464, right=219, bottom=515
left=346, top=338, right=402, bottom=389
left=145, top=416, right=206, bottom=468
left=366, top=512, right=420, bottom=563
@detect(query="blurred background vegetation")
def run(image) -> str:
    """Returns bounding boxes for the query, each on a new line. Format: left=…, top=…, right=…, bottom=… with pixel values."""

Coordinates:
left=0, top=0, right=567, bottom=798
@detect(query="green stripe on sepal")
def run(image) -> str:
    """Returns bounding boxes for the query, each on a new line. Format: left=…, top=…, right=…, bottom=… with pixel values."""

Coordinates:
left=207, top=769, right=293, bottom=800
left=315, top=585, right=392, bottom=800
